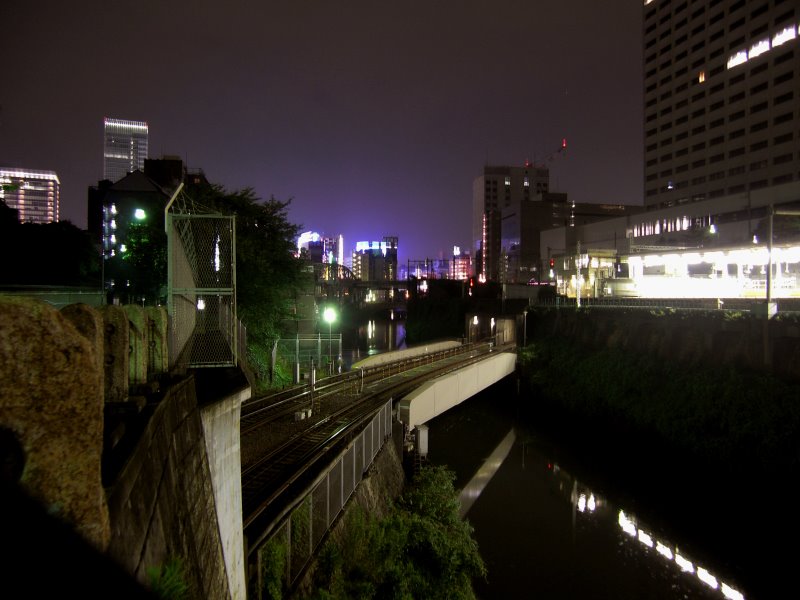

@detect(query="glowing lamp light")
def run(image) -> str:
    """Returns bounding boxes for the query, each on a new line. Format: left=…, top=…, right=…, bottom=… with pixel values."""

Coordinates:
left=697, top=567, right=719, bottom=589
left=721, top=583, right=745, bottom=600
left=323, top=307, right=337, bottom=324
left=134, top=208, right=146, bottom=220
left=472, top=315, right=479, bottom=325
left=618, top=511, right=637, bottom=537
left=638, top=529, right=654, bottom=548
left=656, top=542, right=674, bottom=560
left=197, top=298, right=206, bottom=310
left=675, top=553, right=694, bottom=573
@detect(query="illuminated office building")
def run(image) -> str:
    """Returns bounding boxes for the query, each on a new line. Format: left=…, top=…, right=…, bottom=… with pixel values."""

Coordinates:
left=451, top=247, right=473, bottom=281
left=103, top=118, right=149, bottom=183
left=643, top=0, right=799, bottom=208
left=351, top=237, right=398, bottom=282
left=472, top=164, right=550, bottom=282
left=473, top=164, right=631, bottom=283
left=0, top=167, right=60, bottom=223
left=297, top=231, right=344, bottom=265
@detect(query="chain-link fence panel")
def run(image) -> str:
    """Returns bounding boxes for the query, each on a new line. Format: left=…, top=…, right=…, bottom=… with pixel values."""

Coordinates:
left=167, top=205, right=238, bottom=369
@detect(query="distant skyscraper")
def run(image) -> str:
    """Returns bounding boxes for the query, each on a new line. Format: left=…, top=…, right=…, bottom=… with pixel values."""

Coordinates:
left=103, top=118, right=149, bottom=182
left=0, top=167, right=60, bottom=223
left=472, top=164, right=549, bottom=282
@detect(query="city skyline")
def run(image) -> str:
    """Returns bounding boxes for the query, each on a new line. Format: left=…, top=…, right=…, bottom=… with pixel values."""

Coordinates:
left=0, top=1, right=643, bottom=263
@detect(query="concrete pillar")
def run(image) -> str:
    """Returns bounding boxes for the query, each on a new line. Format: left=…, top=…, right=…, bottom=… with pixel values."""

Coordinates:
left=416, top=424, right=429, bottom=458
left=123, top=305, right=147, bottom=388
left=97, top=305, right=129, bottom=403
left=145, top=306, right=168, bottom=377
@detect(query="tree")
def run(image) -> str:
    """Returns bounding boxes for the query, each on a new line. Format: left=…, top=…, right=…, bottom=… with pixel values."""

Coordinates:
left=311, top=465, right=487, bottom=599
left=0, top=215, right=100, bottom=287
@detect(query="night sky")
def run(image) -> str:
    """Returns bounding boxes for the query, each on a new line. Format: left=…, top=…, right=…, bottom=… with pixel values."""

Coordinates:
left=1, top=1, right=642, bottom=264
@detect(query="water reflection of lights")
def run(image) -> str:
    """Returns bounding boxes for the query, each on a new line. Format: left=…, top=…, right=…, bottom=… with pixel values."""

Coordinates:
left=616, top=508, right=744, bottom=599
left=576, top=493, right=597, bottom=513
left=561, top=470, right=746, bottom=600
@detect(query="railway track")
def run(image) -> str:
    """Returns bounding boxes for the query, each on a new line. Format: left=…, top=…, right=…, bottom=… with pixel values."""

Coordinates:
left=240, top=341, right=511, bottom=530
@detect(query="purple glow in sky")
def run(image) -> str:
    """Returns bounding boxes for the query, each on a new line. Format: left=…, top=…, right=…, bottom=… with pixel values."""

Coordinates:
left=1, top=1, right=642, bottom=265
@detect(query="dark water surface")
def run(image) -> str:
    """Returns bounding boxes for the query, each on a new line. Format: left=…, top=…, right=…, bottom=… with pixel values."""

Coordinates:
left=425, top=379, right=791, bottom=600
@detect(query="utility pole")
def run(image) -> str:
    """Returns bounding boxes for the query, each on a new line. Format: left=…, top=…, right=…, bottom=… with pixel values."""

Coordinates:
left=576, top=239, right=581, bottom=308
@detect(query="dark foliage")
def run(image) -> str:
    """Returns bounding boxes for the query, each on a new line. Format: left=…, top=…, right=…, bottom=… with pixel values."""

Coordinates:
left=310, top=465, right=486, bottom=600
left=0, top=209, right=100, bottom=287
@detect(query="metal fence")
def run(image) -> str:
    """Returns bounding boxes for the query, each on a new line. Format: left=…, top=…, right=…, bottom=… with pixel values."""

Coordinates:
left=534, top=296, right=800, bottom=313
left=275, top=333, right=343, bottom=377
left=166, top=185, right=238, bottom=369
left=252, top=399, right=392, bottom=598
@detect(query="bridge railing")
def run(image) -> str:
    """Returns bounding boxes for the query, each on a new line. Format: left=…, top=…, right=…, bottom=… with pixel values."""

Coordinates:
left=534, top=296, right=800, bottom=313
left=249, top=399, right=392, bottom=598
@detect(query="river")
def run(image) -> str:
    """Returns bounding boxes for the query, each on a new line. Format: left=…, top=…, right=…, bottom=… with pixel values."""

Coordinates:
left=424, top=377, right=790, bottom=600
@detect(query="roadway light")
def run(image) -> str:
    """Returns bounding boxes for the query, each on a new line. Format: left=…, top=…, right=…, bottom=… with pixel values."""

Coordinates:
left=323, top=307, right=337, bottom=373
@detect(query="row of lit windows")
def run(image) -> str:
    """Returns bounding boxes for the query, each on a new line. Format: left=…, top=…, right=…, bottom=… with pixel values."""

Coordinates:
left=646, top=84, right=794, bottom=128
left=648, top=151, right=796, bottom=179
left=644, top=6, right=785, bottom=67
left=644, top=0, right=789, bottom=23
left=646, top=173, right=796, bottom=198
left=646, top=111, right=795, bottom=152
left=645, top=6, right=788, bottom=49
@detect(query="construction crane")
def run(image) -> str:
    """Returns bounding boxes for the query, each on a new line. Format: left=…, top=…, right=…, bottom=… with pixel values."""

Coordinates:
left=525, top=138, right=567, bottom=169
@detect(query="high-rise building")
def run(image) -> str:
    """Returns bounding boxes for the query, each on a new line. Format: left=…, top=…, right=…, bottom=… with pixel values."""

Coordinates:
left=643, top=0, right=799, bottom=209
left=351, top=237, right=398, bottom=281
left=472, top=164, right=633, bottom=283
left=0, top=167, right=60, bottom=223
left=473, top=164, right=550, bottom=282
left=103, top=118, right=149, bottom=183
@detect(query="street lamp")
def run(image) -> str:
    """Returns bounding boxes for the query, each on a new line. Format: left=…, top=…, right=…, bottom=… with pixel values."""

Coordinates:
left=523, top=309, right=528, bottom=347
left=323, top=306, right=337, bottom=374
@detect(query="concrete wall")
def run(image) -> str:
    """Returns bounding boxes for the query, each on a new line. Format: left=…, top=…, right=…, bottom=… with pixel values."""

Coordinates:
left=398, top=351, right=517, bottom=430
left=0, top=295, right=247, bottom=598
left=201, top=387, right=249, bottom=600
left=106, top=376, right=233, bottom=599
left=350, top=340, right=461, bottom=369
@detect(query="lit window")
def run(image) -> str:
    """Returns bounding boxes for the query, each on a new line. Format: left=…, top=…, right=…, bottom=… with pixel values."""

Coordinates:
left=504, top=176, right=511, bottom=186
left=727, top=50, right=748, bottom=69
left=749, top=38, right=770, bottom=59
left=773, top=25, right=796, bottom=48
left=698, top=71, right=705, bottom=83
left=524, top=177, right=529, bottom=187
